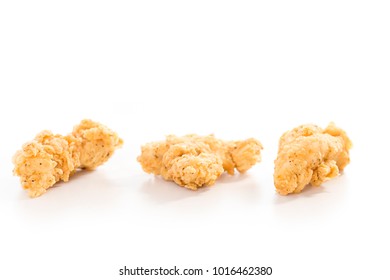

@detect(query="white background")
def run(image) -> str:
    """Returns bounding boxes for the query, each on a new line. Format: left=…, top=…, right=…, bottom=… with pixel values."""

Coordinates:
left=0, top=1, right=389, bottom=279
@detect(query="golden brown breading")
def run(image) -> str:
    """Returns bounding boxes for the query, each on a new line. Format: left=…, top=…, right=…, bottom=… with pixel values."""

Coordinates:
left=137, top=134, right=263, bottom=190
left=72, top=119, right=124, bottom=170
left=13, top=131, right=81, bottom=198
left=274, top=123, right=352, bottom=195
left=13, top=120, right=123, bottom=198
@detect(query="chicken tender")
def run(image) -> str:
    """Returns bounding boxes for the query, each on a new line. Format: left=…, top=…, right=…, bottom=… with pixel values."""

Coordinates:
left=13, top=131, right=81, bottom=198
left=13, top=120, right=123, bottom=198
left=274, top=123, right=352, bottom=195
left=72, top=119, right=124, bottom=170
left=138, top=134, right=263, bottom=190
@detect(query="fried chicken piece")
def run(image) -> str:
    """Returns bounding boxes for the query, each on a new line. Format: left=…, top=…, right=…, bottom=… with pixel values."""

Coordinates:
left=13, top=120, right=123, bottom=198
left=72, top=119, right=124, bottom=170
left=160, top=142, right=224, bottom=189
left=13, top=131, right=80, bottom=198
left=137, top=134, right=263, bottom=190
left=274, top=122, right=352, bottom=195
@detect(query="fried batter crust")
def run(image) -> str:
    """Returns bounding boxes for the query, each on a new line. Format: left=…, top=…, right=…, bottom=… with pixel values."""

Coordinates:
left=274, top=123, right=352, bottom=195
left=13, top=120, right=123, bottom=197
left=137, top=134, right=263, bottom=190
left=73, top=119, right=124, bottom=170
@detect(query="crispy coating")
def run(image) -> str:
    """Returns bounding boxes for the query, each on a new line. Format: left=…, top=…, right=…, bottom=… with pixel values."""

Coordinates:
left=13, top=120, right=123, bottom=197
left=72, top=119, right=124, bottom=170
left=137, top=134, right=263, bottom=190
left=13, top=131, right=80, bottom=198
left=274, top=122, right=352, bottom=195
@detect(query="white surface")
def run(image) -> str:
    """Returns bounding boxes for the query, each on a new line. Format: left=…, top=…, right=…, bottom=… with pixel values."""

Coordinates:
left=0, top=1, right=389, bottom=279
